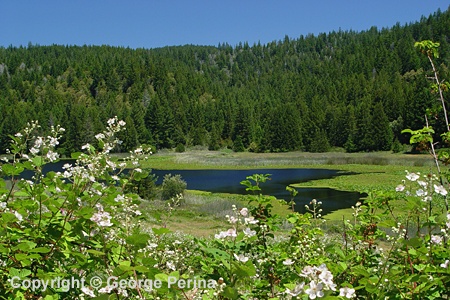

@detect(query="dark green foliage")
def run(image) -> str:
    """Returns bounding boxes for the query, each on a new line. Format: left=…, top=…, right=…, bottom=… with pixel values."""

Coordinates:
left=233, top=135, right=245, bottom=152
left=175, top=143, right=185, bottom=152
left=125, top=170, right=158, bottom=200
left=309, top=128, right=331, bottom=153
left=161, top=174, right=187, bottom=200
left=371, top=102, right=394, bottom=151
left=0, top=8, right=449, bottom=153
left=392, top=138, right=403, bottom=153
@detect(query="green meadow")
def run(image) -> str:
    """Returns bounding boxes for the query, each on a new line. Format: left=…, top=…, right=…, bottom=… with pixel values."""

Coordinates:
left=137, top=150, right=435, bottom=236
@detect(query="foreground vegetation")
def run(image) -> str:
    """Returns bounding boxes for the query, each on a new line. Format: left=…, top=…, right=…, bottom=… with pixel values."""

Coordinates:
left=0, top=115, right=448, bottom=299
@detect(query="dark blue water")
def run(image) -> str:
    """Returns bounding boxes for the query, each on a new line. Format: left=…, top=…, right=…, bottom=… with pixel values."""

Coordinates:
left=14, top=161, right=363, bottom=214
left=152, top=169, right=363, bottom=214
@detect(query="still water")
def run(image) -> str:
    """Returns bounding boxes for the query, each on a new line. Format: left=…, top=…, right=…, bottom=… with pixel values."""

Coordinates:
left=17, top=162, right=363, bottom=215
left=151, top=169, right=363, bottom=214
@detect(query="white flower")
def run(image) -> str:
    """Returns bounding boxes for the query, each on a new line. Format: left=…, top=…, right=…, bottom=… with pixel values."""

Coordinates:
left=134, top=168, right=142, bottom=173
left=430, top=235, right=443, bottom=245
left=34, top=137, right=44, bottom=148
left=106, top=160, right=116, bottom=169
left=227, top=216, right=237, bottom=224
left=215, top=228, right=237, bottom=239
left=283, top=258, right=295, bottom=266
left=107, top=118, right=116, bottom=126
left=214, top=231, right=227, bottom=239
left=406, top=172, right=419, bottom=182
left=339, top=287, right=356, bottom=298
left=300, top=266, right=315, bottom=278
left=148, top=243, right=158, bottom=249
left=305, top=281, right=324, bottom=299
left=319, top=269, right=333, bottom=284
left=417, top=180, right=427, bottom=188
left=244, top=216, right=259, bottom=224
left=233, top=253, right=249, bottom=263
left=14, top=211, right=23, bottom=222
left=135, top=210, right=142, bottom=216
left=240, top=207, right=248, bottom=217
left=46, top=150, right=59, bottom=162
left=434, top=184, right=448, bottom=196
left=416, top=189, right=427, bottom=197
left=98, top=285, right=114, bottom=294
left=95, top=133, right=105, bottom=140
left=0, top=202, right=6, bottom=209
left=15, top=132, right=23, bottom=137
left=440, top=260, right=449, bottom=268
left=285, top=282, right=304, bottom=296
left=166, top=261, right=176, bottom=271
left=30, top=147, right=39, bottom=155
left=226, top=228, right=237, bottom=238
left=48, top=137, right=59, bottom=147
left=90, top=211, right=113, bottom=227
left=114, top=194, right=125, bottom=202
left=243, top=227, right=256, bottom=237
left=81, top=286, right=96, bottom=297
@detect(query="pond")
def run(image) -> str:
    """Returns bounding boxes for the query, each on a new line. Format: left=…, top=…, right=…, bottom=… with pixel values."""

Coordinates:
left=15, top=162, right=364, bottom=215
left=151, top=169, right=364, bottom=215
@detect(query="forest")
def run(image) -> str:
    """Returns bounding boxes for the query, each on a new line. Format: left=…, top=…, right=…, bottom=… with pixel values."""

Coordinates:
left=0, top=8, right=449, bottom=155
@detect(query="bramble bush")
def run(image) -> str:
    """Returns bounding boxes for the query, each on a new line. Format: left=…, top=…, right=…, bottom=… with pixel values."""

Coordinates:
left=0, top=40, right=449, bottom=299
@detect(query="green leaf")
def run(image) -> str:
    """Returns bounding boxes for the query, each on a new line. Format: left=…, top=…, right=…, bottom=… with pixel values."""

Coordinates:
left=155, top=273, right=169, bottom=282
left=87, top=249, right=106, bottom=256
left=9, top=267, right=32, bottom=278
left=222, top=286, right=239, bottom=299
left=126, top=233, right=151, bottom=248
left=31, top=156, right=44, bottom=167
left=71, top=152, right=83, bottom=159
left=14, top=241, right=37, bottom=252
left=152, top=227, right=172, bottom=236
left=29, top=247, right=51, bottom=253
left=234, top=263, right=256, bottom=278
left=1, top=164, right=24, bottom=176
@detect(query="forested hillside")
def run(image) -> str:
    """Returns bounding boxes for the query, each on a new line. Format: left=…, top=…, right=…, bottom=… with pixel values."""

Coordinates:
left=0, top=8, right=449, bottom=155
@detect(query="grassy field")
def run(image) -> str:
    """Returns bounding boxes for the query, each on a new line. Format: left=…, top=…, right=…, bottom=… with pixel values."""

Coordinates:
left=138, top=149, right=434, bottom=170
left=137, top=150, right=437, bottom=236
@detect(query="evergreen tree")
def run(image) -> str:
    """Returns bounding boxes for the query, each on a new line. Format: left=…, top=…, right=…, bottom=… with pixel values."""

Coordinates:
left=372, top=102, right=394, bottom=151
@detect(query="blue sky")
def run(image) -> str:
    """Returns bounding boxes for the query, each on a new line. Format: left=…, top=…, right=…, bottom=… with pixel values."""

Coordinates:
left=1, top=1, right=449, bottom=49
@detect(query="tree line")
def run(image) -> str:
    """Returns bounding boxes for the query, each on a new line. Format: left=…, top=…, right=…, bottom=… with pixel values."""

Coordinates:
left=0, top=7, right=449, bottom=155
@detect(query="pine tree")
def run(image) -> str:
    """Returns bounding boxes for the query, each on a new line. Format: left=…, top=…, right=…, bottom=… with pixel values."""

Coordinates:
left=372, top=102, right=393, bottom=151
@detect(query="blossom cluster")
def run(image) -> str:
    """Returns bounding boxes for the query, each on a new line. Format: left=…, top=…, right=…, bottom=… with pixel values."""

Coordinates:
left=395, top=171, right=448, bottom=201
left=215, top=205, right=259, bottom=239
left=285, top=264, right=355, bottom=299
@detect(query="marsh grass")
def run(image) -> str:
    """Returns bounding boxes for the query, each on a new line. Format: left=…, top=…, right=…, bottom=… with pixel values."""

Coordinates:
left=138, top=150, right=434, bottom=170
left=139, top=189, right=293, bottom=237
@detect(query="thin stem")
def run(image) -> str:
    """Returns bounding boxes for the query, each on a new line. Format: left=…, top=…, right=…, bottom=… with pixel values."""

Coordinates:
left=427, top=54, right=449, bottom=131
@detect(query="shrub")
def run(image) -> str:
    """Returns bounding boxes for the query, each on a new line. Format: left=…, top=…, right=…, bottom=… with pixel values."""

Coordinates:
left=175, top=143, right=185, bottom=152
left=125, top=169, right=158, bottom=200
left=161, top=173, right=187, bottom=200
